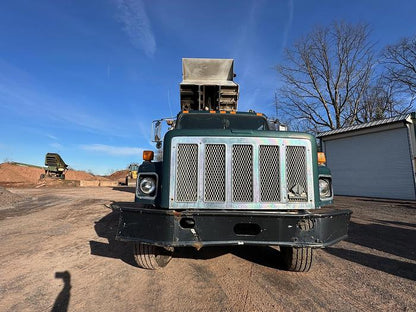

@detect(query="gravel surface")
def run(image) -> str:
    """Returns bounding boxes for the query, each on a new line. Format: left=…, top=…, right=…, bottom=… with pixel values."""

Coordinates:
left=0, top=187, right=415, bottom=311
left=0, top=186, right=27, bottom=209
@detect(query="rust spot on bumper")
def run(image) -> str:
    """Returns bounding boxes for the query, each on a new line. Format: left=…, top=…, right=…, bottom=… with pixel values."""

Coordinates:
left=173, top=210, right=182, bottom=220
left=192, top=242, right=203, bottom=251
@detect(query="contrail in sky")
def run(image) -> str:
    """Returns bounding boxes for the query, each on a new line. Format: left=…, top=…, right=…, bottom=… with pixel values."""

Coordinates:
left=115, top=0, right=156, bottom=57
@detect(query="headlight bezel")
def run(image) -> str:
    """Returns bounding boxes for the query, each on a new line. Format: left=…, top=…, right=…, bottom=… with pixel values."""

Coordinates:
left=319, top=176, right=332, bottom=199
left=136, top=173, right=158, bottom=199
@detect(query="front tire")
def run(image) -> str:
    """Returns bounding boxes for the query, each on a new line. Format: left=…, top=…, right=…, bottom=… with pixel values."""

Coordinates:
left=280, top=246, right=313, bottom=272
left=133, top=243, right=173, bottom=270
left=280, top=218, right=314, bottom=272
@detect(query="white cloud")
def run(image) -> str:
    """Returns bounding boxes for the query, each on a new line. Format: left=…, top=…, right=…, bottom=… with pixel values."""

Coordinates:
left=50, top=142, right=62, bottom=149
left=47, top=134, right=58, bottom=140
left=282, top=0, right=294, bottom=52
left=80, top=144, right=143, bottom=156
left=115, top=0, right=156, bottom=57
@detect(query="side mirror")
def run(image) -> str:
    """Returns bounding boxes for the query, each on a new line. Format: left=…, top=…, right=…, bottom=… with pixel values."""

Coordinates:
left=267, top=118, right=287, bottom=131
left=152, top=120, right=162, bottom=148
left=152, top=118, right=176, bottom=149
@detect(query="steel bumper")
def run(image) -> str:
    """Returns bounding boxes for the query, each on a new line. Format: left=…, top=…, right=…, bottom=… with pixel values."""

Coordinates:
left=115, top=203, right=352, bottom=248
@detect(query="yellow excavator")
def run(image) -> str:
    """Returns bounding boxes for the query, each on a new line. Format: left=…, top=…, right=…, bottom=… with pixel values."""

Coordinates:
left=125, top=163, right=139, bottom=186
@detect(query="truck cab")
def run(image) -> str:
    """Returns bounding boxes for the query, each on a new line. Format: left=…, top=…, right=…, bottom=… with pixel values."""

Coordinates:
left=116, top=59, right=351, bottom=272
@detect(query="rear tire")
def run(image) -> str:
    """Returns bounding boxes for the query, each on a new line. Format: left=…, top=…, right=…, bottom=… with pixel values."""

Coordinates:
left=133, top=243, right=173, bottom=270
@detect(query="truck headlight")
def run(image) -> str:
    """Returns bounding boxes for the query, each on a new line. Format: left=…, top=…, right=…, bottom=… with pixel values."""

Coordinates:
left=139, top=177, right=156, bottom=195
left=319, top=178, right=331, bottom=198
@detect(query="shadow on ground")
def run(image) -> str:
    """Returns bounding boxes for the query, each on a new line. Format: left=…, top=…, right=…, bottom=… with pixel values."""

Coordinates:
left=325, top=220, right=416, bottom=281
left=174, top=245, right=284, bottom=269
left=326, top=247, right=416, bottom=281
left=89, top=207, right=138, bottom=267
left=51, top=271, right=71, bottom=312
left=347, top=221, right=416, bottom=261
left=112, top=186, right=136, bottom=194
left=373, top=219, right=416, bottom=228
left=232, top=245, right=286, bottom=269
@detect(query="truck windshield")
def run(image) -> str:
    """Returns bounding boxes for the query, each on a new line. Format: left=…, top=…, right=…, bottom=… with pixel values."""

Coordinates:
left=176, top=114, right=269, bottom=130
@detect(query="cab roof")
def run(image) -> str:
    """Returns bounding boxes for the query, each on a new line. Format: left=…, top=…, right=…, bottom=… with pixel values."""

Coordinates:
left=178, top=110, right=265, bottom=117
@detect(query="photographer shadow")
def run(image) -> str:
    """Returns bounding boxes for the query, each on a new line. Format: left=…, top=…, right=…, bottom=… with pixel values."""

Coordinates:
left=51, top=271, right=71, bottom=312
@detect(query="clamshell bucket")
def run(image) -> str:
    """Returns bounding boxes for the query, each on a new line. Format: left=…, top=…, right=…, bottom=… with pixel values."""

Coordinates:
left=180, top=58, right=239, bottom=111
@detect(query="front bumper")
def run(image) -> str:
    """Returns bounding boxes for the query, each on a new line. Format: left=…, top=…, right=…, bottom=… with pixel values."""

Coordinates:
left=115, top=203, right=351, bottom=248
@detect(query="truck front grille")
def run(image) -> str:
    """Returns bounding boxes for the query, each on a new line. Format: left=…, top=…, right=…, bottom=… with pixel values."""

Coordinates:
left=176, top=144, right=198, bottom=202
left=260, top=145, right=280, bottom=201
left=170, top=137, right=314, bottom=209
left=232, top=145, right=253, bottom=202
left=286, top=146, right=308, bottom=202
left=204, top=144, right=226, bottom=202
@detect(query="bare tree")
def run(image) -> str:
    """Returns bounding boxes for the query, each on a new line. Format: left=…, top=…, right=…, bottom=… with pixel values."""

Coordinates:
left=357, top=78, right=396, bottom=123
left=276, top=22, right=375, bottom=132
left=382, top=36, right=416, bottom=107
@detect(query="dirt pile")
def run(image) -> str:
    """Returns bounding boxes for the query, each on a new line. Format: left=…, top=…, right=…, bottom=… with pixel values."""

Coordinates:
left=108, top=170, right=129, bottom=180
left=65, top=170, right=109, bottom=181
left=0, top=186, right=27, bottom=208
left=0, top=163, right=111, bottom=187
left=0, top=163, right=44, bottom=186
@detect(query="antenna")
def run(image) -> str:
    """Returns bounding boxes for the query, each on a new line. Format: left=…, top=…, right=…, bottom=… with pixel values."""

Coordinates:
left=167, top=89, right=173, bottom=117
left=274, top=91, right=278, bottom=119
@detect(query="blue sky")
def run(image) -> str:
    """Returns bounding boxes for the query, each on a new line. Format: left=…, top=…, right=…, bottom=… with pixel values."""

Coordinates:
left=1, top=0, right=415, bottom=174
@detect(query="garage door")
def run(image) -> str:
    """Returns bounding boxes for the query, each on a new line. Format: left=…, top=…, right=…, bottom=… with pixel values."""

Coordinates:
left=324, top=127, right=416, bottom=200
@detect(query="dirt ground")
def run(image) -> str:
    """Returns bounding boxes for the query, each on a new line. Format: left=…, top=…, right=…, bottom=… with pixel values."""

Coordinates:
left=0, top=187, right=415, bottom=312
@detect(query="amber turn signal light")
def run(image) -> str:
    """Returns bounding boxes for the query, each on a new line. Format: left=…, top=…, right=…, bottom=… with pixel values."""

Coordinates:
left=143, top=150, right=154, bottom=161
left=317, top=152, right=326, bottom=165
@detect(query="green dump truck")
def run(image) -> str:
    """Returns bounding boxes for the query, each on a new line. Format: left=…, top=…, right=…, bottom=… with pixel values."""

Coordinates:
left=115, top=58, right=352, bottom=272
left=40, top=153, right=68, bottom=180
